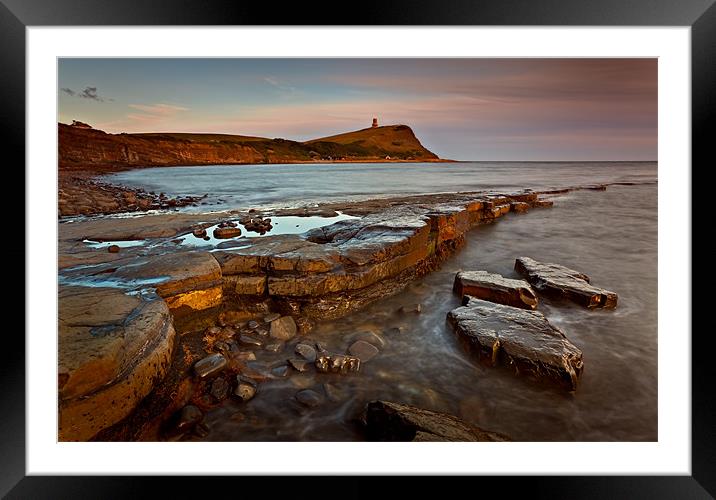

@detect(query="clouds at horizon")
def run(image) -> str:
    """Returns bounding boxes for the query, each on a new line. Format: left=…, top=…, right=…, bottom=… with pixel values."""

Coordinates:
left=58, top=58, right=657, bottom=161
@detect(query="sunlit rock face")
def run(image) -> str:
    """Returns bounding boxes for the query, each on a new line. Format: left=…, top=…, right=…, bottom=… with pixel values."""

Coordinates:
left=453, top=270, right=538, bottom=310
left=515, top=256, right=618, bottom=309
left=447, top=296, right=584, bottom=391
left=58, top=286, right=176, bottom=441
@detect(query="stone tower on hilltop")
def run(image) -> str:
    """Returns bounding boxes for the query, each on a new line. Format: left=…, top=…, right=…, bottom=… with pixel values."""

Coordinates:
left=372, top=117, right=378, bottom=128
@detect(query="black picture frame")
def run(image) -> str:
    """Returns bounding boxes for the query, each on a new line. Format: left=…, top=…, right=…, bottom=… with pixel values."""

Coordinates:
left=4, top=0, right=710, bottom=496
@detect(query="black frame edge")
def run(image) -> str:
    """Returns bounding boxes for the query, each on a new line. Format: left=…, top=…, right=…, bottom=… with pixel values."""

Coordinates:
left=7, top=0, right=711, bottom=497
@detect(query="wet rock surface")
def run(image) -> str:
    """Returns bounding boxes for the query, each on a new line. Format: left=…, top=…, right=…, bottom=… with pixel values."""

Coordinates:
left=515, top=256, right=618, bottom=309
left=269, top=316, right=298, bottom=340
left=447, top=296, right=584, bottom=391
left=453, top=270, right=538, bottom=310
left=348, top=340, right=380, bottom=362
left=363, top=400, right=510, bottom=441
left=194, top=353, right=227, bottom=379
left=58, top=286, right=176, bottom=441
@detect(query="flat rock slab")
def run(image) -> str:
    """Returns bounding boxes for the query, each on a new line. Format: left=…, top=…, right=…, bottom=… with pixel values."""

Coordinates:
left=447, top=297, right=584, bottom=391
left=363, top=400, right=510, bottom=442
left=514, top=257, right=618, bottom=309
left=453, top=270, right=538, bottom=310
left=58, top=286, right=175, bottom=441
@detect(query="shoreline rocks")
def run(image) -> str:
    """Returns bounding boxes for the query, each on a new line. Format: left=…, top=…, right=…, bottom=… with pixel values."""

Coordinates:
left=515, top=257, right=618, bottom=309
left=453, top=270, right=538, bottom=310
left=362, top=400, right=510, bottom=441
left=447, top=296, right=584, bottom=391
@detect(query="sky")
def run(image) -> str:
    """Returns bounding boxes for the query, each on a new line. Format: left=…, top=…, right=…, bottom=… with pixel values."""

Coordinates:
left=58, top=58, right=657, bottom=161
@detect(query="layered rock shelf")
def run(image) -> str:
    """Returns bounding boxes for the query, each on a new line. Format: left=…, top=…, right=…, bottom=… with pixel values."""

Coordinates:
left=515, top=256, right=618, bottom=309
left=57, top=186, right=609, bottom=440
left=447, top=297, right=584, bottom=391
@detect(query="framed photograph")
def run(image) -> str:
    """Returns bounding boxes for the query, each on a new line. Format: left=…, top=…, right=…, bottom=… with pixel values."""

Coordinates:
left=6, top=0, right=710, bottom=495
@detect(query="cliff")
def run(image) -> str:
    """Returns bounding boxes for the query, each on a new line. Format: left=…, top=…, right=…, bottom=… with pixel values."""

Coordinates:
left=58, top=123, right=441, bottom=171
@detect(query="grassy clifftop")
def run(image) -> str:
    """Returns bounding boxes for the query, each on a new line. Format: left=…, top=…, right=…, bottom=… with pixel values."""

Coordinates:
left=58, top=123, right=442, bottom=172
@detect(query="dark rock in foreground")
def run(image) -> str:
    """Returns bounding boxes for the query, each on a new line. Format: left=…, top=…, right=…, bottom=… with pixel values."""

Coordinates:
left=362, top=400, right=510, bottom=442
left=514, top=257, right=618, bottom=309
left=453, top=270, right=538, bottom=310
left=447, top=297, right=584, bottom=391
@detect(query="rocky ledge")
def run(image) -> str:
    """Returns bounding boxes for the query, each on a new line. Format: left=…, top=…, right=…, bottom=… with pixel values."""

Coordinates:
left=515, top=257, right=618, bottom=309
left=362, top=400, right=510, bottom=441
left=447, top=296, right=584, bottom=391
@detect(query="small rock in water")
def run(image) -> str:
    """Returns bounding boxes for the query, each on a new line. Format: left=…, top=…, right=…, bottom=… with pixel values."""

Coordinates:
left=213, top=340, right=231, bottom=355
left=270, top=316, right=297, bottom=341
left=203, top=236, right=210, bottom=241
left=263, top=313, right=281, bottom=323
left=295, top=343, right=317, bottom=362
left=107, top=244, right=120, bottom=253
left=210, top=377, right=230, bottom=401
left=233, top=374, right=258, bottom=402
left=193, top=353, right=227, bottom=378
left=254, top=327, right=269, bottom=337
left=288, top=358, right=313, bottom=373
left=398, top=303, right=422, bottom=314
left=345, top=331, right=385, bottom=349
left=453, top=270, right=538, bottom=310
left=322, top=383, right=344, bottom=402
left=213, top=227, right=242, bottom=239
left=239, top=334, right=263, bottom=347
left=315, top=352, right=361, bottom=374
left=271, top=364, right=290, bottom=378
left=348, top=340, right=379, bottom=362
left=384, top=326, right=405, bottom=335
left=295, top=389, right=323, bottom=408
left=247, top=320, right=259, bottom=330
left=174, top=405, right=203, bottom=433
left=192, top=228, right=207, bottom=238
left=264, top=342, right=284, bottom=353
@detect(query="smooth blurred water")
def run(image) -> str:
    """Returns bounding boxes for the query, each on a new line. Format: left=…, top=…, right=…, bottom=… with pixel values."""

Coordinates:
left=194, top=183, right=657, bottom=442
left=107, top=161, right=657, bottom=212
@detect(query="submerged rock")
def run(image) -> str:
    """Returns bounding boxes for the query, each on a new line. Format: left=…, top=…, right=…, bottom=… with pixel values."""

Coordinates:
left=295, top=389, right=324, bottom=408
left=271, top=364, right=290, bottom=378
left=453, top=270, right=538, bottom=310
left=288, top=358, right=314, bottom=373
left=107, top=244, right=120, bottom=253
left=362, top=400, right=510, bottom=442
left=238, top=334, right=263, bottom=348
left=348, top=340, right=380, bottom=362
left=447, top=297, right=584, bottom=391
left=193, top=353, right=227, bottom=379
left=174, top=405, right=204, bottom=434
left=514, top=257, right=618, bottom=309
left=269, top=316, right=297, bottom=340
left=295, top=343, right=317, bottom=362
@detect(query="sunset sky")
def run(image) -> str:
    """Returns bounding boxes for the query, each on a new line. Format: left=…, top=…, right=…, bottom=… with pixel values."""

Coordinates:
left=58, top=58, right=657, bottom=161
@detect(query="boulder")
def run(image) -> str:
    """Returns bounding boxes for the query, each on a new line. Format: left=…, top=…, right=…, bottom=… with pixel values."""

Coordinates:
left=453, top=270, right=538, bottom=310
left=447, top=297, right=584, bottom=391
left=213, top=227, right=242, bottom=239
left=269, top=316, right=297, bottom=340
left=514, top=257, right=618, bottom=309
left=295, top=343, right=317, bottom=362
left=362, top=400, right=510, bottom=442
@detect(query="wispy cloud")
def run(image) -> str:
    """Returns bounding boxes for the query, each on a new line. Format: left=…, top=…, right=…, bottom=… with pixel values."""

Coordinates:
left=264, top=76, right=297, bottom=96
left=128, top=103, right=189, bottom=114
left=60, top=86, right=111, bottom=102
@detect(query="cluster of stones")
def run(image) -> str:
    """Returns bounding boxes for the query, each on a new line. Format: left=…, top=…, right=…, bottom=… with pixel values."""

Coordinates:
left=213, top=220, right=242, bottom=239
left=447, top=258, right=618, bottom=391
left=58, top=189, right=555, bottom=440
left=240, top=214, right=273, bottom=235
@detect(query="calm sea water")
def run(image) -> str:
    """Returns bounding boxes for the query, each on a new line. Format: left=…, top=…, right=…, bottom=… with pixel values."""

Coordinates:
left=108, top=162, right=658, bottom=441
left=107, top=161, right=657, bottom=212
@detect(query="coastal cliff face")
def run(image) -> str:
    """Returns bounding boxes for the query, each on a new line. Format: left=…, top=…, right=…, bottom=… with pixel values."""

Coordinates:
left=58, top=123, right=440, bottom=171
